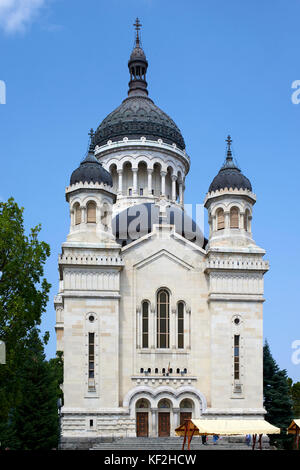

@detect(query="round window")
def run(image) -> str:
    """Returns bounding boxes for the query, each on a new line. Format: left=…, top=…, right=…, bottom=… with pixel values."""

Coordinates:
left=234, top=317, right=240, bottom=325
left=89, top=314, right=95, bottom=323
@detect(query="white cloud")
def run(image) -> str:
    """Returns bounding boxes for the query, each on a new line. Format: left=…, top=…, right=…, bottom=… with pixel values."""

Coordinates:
left=0, top=0, right=45, bottom=33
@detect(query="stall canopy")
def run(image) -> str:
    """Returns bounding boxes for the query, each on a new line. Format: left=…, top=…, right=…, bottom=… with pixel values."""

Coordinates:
left=287, top=419, right=300, bottom=435
left=176, top=418, right=280, bottom=436
left=287, top=420, right=300, bottom=450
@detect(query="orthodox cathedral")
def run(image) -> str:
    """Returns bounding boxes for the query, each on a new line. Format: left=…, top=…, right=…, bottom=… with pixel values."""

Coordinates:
left=54, top=20, right=269, bottom=448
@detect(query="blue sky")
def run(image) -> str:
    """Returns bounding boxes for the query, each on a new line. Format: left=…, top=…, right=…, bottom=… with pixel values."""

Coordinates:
left=0, top=0, right=299, bottom=381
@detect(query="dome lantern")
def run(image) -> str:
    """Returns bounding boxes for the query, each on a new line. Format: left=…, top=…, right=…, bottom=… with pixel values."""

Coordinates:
left=128, top=18, right=149, bottom=97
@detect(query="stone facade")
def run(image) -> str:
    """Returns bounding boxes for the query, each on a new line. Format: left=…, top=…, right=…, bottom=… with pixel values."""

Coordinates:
left=55, top=28, right=269, bottom=448
left=55, top=138, right=268, bottom=445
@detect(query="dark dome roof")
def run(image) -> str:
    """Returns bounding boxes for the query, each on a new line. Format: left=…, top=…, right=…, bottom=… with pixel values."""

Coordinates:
left=209, top=167, right=252, bottom=193
left=112, top=202, right=206, bottom=248
left=208, top=139, right=252, bottom=193
left=70, top=150, right=113, bottom=187
left=94, top=96, right=185, bottom=150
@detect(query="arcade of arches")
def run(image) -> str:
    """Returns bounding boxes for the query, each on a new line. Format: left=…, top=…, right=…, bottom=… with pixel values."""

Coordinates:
left=135, top=397, right=194, bottom=437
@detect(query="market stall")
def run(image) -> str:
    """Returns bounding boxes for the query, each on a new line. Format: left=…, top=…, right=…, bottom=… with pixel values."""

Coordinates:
left=175, top=418, right=281, bottom=450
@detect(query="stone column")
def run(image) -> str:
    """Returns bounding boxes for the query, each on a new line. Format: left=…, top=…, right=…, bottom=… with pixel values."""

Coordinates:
left=117, top=169, right=123, bottom=195
left=151, top=408, right=158, bottom=437
left=186, top=307, right=191, bottom=349
left=132, top=168, right=138, bottom=195
left=173, top=408, right=180, bottom=432
left=81, top=207, right=86, bottom=224
left=147, top=168, right=153, bottom=195
left=136, top=307, right=141, bottom=349
left=171, top=307, right=177, bottom=349
left=225, top=211, right=230, bottom=229
left=160, top=171, right=166, bottom=197
left=151, top=303, right=156, bottom=349
left=171, top=175, right=177, bottom=202
left=179, top=181, right=183, bottom=205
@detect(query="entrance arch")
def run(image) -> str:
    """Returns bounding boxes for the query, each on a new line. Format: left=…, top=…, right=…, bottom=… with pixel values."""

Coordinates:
left=158, top=399, right=172, bottom=437
left=179, top=398, right=194, bottom=425
left=124, top=385, right=206, bottom=437
left=136, top=398, right=150, bottom=437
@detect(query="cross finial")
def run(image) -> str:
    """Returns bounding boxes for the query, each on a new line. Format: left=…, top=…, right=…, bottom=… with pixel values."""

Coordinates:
left=226, top=135, right=232, bottom=150
left=133, top=17, right=142, bottom=46
left=88, top=128, right=94, bottom=138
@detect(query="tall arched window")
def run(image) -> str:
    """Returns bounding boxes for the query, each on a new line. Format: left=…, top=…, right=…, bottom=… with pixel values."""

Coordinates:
left=244, top=209, right=250, bottom=231
left=177, top=302, right=184, bottom=349
left=87, top=201, right=96, bottom=223
left=157, top=289, right=169, bottom=348
left=74, top=203, right=81, bottom=225
left=217, top=208, right=225, bottom=230
left=230, top=207, right=239, bottom=228
left=142, top=301, right=149, bottom=349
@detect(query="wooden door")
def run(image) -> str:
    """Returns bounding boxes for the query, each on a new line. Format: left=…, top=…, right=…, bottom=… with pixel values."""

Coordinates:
left=180, top=412, right=192, bottom=426
left=158, top=413, right=170, bottom=437
left=136, top=412, right=148, bottom=437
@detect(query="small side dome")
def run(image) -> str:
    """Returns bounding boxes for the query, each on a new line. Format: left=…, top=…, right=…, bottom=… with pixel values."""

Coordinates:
left=70, top=139, right=113, bottom=187
left=208, top=136, right=252, bottom=193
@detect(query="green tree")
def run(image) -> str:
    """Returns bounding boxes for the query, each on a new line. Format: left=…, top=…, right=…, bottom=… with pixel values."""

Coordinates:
left=263, top=341, right=294, bottom=448
left=0, top=198, right=51, bottom=447
left=7, top=329, right=59, bottom=450
left=287, top=378, right=300, bottom=419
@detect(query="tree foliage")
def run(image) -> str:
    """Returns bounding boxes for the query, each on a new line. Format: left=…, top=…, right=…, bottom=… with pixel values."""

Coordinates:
left=263, top=341, right=294, bottom=448
left=287, top=378, right=300, bottom=419
left=0, top=198, right=62, bottom=449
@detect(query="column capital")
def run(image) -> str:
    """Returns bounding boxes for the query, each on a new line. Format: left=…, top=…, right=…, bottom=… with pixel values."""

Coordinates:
left=147, top=168, right=153, bottom=174
left=160, top=170, right=167, bottom=177
left=171, top=174, right=177, bottom=181
left=117, top=168, right=123, bottom=174
left=132, top=167, right=138, bottom=173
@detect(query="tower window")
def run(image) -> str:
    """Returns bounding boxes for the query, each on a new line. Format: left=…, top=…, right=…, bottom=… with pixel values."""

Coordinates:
left=74, top=203, right=81, bottom=225
left=128, top=188, right=132, bottom=196
left=87, top=201, right=96, bottom=223
left=157, top=289, right=170, bottom=349
left=142, top=301, right=149, bottom=349
left=230, top=207, right=239, bottom=229
left=140, top=188, right=143, bottom=196
left=217, top=208, right=225, bottom=230
left=88, top=333, right=95, bottom=391
left=234, top=335, right=240, bottom=380
left=177, top=302, right=184, bottom=349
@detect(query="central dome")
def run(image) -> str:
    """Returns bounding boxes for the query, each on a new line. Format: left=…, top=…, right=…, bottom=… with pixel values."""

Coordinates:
left=93, top=22, right=185, bottom=150
left=94, top=95, right=185, bottom=150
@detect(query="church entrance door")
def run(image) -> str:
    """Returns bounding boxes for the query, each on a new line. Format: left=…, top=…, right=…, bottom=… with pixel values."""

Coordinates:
left=180, top=412, right=192, bottom=425
left=158, top=413, right=170, bottom=437
left=136, top=412, right=148, bottom=437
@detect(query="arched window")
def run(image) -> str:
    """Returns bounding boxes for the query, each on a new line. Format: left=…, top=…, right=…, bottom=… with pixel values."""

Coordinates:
left=142, top=301, right=149, bottom=349
left=244, top=209, right=250, bottom=231
left=87, top=201, right=96, bottom=223
left=157, top=289, right=170, bottom=349
left=74, top=203, right=81, bottom=225
left=177, top=302, right=184, bottom=349
left=230, top=207, right=239, bottom=228
left=217, top=208, right=225, bottom=230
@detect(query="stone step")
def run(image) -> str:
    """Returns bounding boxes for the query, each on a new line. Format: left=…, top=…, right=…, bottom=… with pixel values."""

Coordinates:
left=91, top=437, right=254, bottom=450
